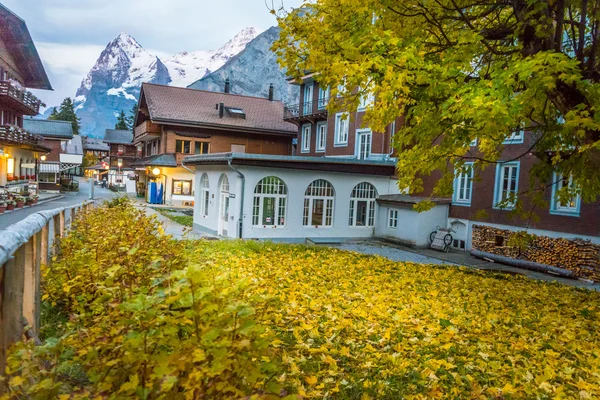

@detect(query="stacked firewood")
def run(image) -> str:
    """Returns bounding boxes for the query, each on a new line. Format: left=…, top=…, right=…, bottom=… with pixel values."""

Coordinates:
left=472, top=225, right=600, bottom=281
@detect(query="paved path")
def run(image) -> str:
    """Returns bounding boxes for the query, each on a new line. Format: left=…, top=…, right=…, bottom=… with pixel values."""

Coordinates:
left=0, top=178, right=118, bottom=230
left=330, top=240, right=600, bottom=291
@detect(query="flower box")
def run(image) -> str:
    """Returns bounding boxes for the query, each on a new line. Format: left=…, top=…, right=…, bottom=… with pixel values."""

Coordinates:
left=25, top=199, right=34, bottom=206
left=6, top=203, right=14, bottom=211
left=0, top=205, right=5, bottom=214
left=15, top=201, right=24, bottom=208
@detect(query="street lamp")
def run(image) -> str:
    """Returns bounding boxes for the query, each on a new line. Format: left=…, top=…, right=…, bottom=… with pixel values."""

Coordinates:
left=40, top=155, right=46, bottom=161
left=152, top=167, right=161, bottom=176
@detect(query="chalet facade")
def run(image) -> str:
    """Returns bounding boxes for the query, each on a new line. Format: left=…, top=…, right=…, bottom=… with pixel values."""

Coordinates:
left=132, top=82, right=296, bottom=206
left=102, top=129, right=138, bottom=190
left=0, top=4, right=52, bottom=192
left=22, top=118, right=83, bottom=192
left=82, top=137, right=109, bottom=160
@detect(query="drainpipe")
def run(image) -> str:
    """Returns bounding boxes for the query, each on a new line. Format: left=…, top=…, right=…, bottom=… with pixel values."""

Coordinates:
left=227, top=158, right=245, bottom=239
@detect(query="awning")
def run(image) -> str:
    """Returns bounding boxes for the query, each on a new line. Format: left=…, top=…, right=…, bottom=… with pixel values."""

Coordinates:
left=39, top=163, right=60, bottom=173
left=21, top=163, right=36, bottom=168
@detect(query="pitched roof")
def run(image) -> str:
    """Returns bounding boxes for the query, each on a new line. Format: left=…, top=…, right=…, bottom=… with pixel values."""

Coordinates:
left=82, top=137, right=109, bottom=152
left=23, top=118, right=73, bottom=139
left=141, top=83, right=297, bottom=135
left=103, top=129, right=134, bottom=144
left=63, top=134, right=83, bottom=155
left=132, top=154, right=177, bottom=168
left=0, top=4, right=52, bottom=90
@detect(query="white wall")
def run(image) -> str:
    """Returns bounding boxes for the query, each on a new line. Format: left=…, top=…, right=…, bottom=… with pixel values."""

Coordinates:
left=162, top=167, right=195, bottom=206
left=376, top=204, right=449, bottom=247
left=192, top=164, right=401, bottom=240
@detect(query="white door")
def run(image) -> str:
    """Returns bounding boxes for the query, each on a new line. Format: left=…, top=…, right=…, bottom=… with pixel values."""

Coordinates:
left=356, top=130, right=372, bottom=160
left=303, top=83, right=313, bottom=115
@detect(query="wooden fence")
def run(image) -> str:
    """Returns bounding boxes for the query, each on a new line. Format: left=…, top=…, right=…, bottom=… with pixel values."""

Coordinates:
left=0, top=200, right=94, bottom=377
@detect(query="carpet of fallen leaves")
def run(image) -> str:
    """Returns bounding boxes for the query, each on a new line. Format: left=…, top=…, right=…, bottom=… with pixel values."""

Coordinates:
left=4, top=201, right=600, bottom=399
left=196, top=241, right=600, bottom=399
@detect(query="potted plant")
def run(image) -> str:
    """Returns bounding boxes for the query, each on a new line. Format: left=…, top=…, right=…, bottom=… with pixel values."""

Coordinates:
left=0, top=201, right=6, bottom=214
left=15, top=196, right=25, bottom=208
left=20, top=175, right=25, bottom=181
left=25, top=196, right=34, bottom=206
left=31, top=194, right=39, bottom=204
left=6, top=200, right=15, bottom=211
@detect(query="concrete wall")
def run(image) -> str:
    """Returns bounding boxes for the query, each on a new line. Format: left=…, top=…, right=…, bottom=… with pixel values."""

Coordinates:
left=376, top=204, right=449, bottom=247
left=192, top=164, right=401, bottom=240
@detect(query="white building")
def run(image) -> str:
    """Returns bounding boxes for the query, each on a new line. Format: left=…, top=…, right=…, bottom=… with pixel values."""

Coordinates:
left=184, top=153, right=449, bottom=246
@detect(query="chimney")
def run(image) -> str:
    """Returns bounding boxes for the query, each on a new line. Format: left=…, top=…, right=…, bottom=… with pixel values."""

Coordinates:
left=268, top=83, right=274, bottom=101
left=219, top=102, right=224, bottom=118
left=224, top=78, right=230, bottom=94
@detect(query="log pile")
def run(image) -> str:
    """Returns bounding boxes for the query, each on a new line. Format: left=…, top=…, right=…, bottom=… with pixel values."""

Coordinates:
left=472, top=225, right=600, bottom=281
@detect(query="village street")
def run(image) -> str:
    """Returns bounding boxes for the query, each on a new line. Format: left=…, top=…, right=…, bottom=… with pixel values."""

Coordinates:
left=0, top=178, right=118, bottom=230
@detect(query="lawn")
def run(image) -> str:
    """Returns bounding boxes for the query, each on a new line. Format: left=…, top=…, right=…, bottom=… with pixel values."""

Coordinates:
left=6, top=199, right=600, bottom=399
left=154, top=207, right=194, bottom=226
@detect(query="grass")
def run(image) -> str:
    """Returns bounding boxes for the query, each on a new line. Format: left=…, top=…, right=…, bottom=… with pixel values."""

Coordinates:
left=154, top=208, right=194, bottom=227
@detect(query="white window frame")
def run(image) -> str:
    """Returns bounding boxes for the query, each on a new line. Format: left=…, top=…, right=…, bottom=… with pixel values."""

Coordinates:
left=504, top=128, right=524, bottom=144
left=200, top=173, right=210, bottom=217
left=493, top=161, right=520, bottom=209
left=356, top=129, right=372, bottom=160
left=252, top=176, right=288, bottom=227
left=358, top=92, right=375, bottom=111
left=303, top=83, right=313, bottom=115
left=348, top=182, right=377, bottom=227
left=303, top=179, right=335, bottom=227
left=470, top=138, right=478, bottom=147
left=388, top=209, right=398, bottom=229
left=316, top=122, right=327, bottom=152
left=550, top=172, right=581, bottom=216
left=301, top=124, right=311, bottom=153
left=334, top=113, right=349, bottom=146
left=452, top=162, right=474, bottom=206
left=318, top=86, right=329, bottom=110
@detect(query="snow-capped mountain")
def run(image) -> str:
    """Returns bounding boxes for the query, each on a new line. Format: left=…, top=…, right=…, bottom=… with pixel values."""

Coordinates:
left=164, top=27, right=259, bottom=88
left=58, top=28, right=260, bottom=137
left=188, top=26, right=299, bottom=105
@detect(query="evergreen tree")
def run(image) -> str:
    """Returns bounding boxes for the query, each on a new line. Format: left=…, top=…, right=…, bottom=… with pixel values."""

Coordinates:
left=48, top=107, right=59, bottom=120
left=126, top=102, right=138, bottom=129
left=52, top=98, right=81, bottom=135
left=115, top=110, right=128, bottom=130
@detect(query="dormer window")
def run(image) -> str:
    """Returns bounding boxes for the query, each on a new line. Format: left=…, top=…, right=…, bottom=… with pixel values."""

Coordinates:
left=225, top=107, right=246, bottom=119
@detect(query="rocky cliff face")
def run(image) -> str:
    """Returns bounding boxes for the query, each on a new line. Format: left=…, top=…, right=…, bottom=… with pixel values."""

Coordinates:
left=57, top=28, right=260, bottom=137
left=187, top=27, right=298, bottom=105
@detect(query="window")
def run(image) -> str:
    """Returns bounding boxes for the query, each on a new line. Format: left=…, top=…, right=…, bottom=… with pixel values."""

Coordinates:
left=303, top=83, right=313, bottom=115
left=200, top=174, right=210, bottom=217
left=175, top=140, right=191, bottom=154
left=301, top=124, right=311, bottom=153
left=231, top=144, right=246, bottom=153
left=303, top=179, right=334, bottom=227
left=551, top=172, right=581, bottom=216
left=452, top=239, right=466, bottom=250
left=470, top=138, right=478, bottom=146
left=6, top=158, right=14, bottom=179
left=504, top=128, right=524, bottom=144
left=388, top=209, right=398, bottom=229
left=318, top=86, right=329, bottom=109
left=356, top=130, right=372, bottom=160
left=252, top=176, right=288, bottom=227
left=389, top=120, right=396, bottom=154
left=348, top=182, right=377, bottom=227
left=39, top=173, right=56, bottom=183
left=453, top=163, right=474, bottom=205
left=316, top=122, right=327, bottom=152
left=195, top=142, right=210, bottom=154
left=225, top=107, right=246, bottom=118
left=334, top=113, right=349, bottom=145
left=358, top=92, right=375, bottom=111
left=173, top=179, right=192, bottom=196
left=493, top=162, right=520, bottom=209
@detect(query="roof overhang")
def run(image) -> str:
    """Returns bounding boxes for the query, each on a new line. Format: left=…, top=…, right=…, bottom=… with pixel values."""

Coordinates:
left=184, top=153, right=397, bottom=176
left=377, top=195, right=452, bottom=208
left=286, top=72, right=318, bottom=85
left=0, top=4, right=52, bottom=90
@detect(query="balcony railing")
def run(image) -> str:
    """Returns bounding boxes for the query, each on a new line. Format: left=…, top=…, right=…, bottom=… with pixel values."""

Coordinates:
left=0, top=125, right=45, bottom=149
left=0, top=81, right=44, bottom=115
left=284, top=99, right=329, bottom=121
left=134, top=120, right=161, bottom=141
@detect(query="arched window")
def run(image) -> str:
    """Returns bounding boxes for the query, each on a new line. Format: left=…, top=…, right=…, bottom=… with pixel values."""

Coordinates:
left=303, top=179, right=335, bottom=227
left=200, top=173, right=210, bottom=217
left=252, top=176, right=288, bottom=226
left=348, top=182, right=377, bottom=227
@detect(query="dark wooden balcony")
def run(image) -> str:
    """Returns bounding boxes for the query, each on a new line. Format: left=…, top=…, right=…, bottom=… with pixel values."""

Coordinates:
left=0, top=125, right=49, bottom=152
left=283, top=100, right=328, bottom=123
left=0, top=81, right=44, bottom=115
left=134, top=120, right=161, bottom=142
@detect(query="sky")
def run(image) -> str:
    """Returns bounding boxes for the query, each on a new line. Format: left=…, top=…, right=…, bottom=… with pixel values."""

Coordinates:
left=3, top=0, right=303, bottom=108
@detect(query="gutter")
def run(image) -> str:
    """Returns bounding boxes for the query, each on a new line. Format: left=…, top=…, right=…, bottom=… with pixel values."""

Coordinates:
left=180, top=158, right=195, bottom=175
left=227, top=157, right=245, bottom=239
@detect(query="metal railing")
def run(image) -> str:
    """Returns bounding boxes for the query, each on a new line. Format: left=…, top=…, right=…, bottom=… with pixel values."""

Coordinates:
left=0, top=81, right=43, bottom=115
left=283, top=99, right=329, bottom=120
left=0, top=200, right=95, bottom=376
